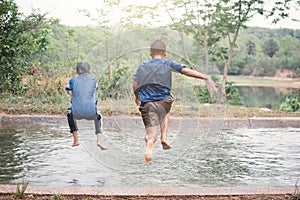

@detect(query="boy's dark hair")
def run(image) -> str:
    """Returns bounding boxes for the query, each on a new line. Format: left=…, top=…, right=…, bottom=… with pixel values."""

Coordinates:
left=76, top=62, right=90, bottom=74
left=150, top=40, right=166, bottom=55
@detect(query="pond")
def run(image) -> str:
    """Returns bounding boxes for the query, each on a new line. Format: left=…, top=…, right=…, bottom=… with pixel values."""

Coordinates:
left=237, top=86, right=300, bottom=108
left=0, top=118, right=299, bottom=187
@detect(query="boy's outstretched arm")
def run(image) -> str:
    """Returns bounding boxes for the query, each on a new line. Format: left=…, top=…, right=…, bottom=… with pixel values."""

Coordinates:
left=181, top=68, right=217, bottom=91
left=132, top=81, right=141, bottom=106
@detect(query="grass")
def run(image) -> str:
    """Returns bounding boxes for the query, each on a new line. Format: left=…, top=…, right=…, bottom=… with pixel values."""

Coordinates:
left=291, top=194, right=300, bottom=200
left=0, top=96, right=299, bottom=118
left=50, top=194, right=64, bottom=200
left=0, top=76, right=299, bottom=118
left=227, top=75, right=300, bottom=87
left=12, top=181, right=28, bottom=200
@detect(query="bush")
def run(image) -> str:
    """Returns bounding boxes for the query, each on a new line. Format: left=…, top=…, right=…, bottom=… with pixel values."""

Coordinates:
left=279, top=95, right=300, bottom=112
left=225, top=81, right=243, bottom=105
left=194, top=85, right=211, bottom=103
left=194, top=81, right=243, bottom=105
left=0, top=0, right=50, bottom=93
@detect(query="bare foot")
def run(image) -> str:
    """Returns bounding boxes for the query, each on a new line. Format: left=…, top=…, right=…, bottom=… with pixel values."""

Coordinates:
left=97, top=144, right=107, bottom=150
left=144, top=140, right=154, bottom=164
left=72, top=131, right=79, bottom=147
left=72, top=143, right=79, bottom=147
left=161, top=141, right=171, bottom=150
left=144, top=151, right=153, bottom=165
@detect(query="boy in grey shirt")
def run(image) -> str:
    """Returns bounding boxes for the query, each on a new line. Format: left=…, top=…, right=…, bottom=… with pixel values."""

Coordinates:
left=66, top=62, right=106, bottom=150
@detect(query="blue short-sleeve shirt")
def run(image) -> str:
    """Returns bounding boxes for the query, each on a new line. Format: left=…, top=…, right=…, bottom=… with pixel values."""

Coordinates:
left=133, top=58, right=184, bottom=104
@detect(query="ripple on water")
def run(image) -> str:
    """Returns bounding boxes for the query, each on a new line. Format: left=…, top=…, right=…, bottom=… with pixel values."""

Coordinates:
left=0, top=122, right=299, bottom=187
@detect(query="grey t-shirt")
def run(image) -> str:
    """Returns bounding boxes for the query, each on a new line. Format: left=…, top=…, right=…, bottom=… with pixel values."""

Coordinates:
left=66, top=74, right=98, bottom=119
left=133, top=58, right=183, bottom=104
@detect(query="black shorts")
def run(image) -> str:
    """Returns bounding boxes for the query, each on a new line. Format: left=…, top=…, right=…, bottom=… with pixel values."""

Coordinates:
left=139, top=98, right=174, bottom=128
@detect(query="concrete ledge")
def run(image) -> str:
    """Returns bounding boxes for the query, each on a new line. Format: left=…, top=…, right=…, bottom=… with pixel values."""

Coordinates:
left=0, top=115, right=300, bottom=129
left=223, top=117, right=300, bottom=128
left=0, top=185, right=296, bottom=197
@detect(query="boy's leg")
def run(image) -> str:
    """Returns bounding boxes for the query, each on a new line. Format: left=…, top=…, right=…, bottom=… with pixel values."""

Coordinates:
left=96, top=133, right=107, bottom=150
left=94, top=112, right=107, bottom=150
left=158, top=98, right=173, bottom=150
left=139, top=102, right=160, bottom=164
left=72, top=131, right=79, bottom=147
left=161, top=114, right=171, bottom=150
left=144, top=126, right=158, bottom=164
left=67, top=109, right=79, bottom=147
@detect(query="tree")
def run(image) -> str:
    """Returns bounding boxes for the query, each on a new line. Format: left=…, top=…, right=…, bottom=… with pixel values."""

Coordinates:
left=166, top=0, right=299, bottom=101
left=0, top=0, right=50, bottom=93
left=259, top=0, right=300, bottom=24
left=81, top=0, right=129, bottom=82
left=163, top=0, right=223, bottom=74
left=263, top=39, right=279, bottom=57
left=81, top=0, right=299, bottom=101
left=157, top=0, right=271, bottom=100
left=246, top=40, right=256, bottom=55
left=207, top=0, right=261, bottom=100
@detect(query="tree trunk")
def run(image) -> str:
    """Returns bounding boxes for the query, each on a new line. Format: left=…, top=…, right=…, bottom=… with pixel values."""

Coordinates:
left=203, top=32, right=209, bottom=74
left=221, top=25, right=241, bottom=102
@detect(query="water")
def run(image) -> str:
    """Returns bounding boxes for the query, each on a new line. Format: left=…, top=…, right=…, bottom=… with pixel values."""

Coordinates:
left=0, top=120, right=299, bottom=187
left=237, top=86, right=300, bottom=108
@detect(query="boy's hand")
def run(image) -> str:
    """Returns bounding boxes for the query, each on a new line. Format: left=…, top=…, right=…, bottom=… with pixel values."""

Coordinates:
left=135, top=97, right=141, bottom=106
left=206, top=77, right=218, bottom=92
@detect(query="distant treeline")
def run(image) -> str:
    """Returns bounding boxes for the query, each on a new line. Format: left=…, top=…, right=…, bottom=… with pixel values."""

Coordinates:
left=227, top=27, right=300, bottom=77
left=41, top=24, right=300, bottom=78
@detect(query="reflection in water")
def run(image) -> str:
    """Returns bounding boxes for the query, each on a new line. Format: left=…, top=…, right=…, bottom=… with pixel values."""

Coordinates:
left=0, top=121, right=299, bottom=187
left=0, top=130, right=26, bottom=182
left=237, top=86, right=300, bottom=108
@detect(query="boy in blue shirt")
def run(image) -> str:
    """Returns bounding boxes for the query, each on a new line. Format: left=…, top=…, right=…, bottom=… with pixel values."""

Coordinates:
left=133, top=40, right=217, bottom=164
left=66, top=62, right=106, bottom=150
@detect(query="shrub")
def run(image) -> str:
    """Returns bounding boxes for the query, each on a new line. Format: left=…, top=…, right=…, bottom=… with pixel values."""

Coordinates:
left=279, top=95, right=300, bottom=112
left=194, top=81, right=243, bottom=105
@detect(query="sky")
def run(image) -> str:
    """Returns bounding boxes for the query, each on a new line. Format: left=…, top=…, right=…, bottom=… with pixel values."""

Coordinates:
left=15, top=0, right=300, bottom=29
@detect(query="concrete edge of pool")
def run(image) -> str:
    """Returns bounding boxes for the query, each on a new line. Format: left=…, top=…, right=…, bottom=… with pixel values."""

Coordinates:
left=0, top=115, right=300, bottom=129
left=0, top=185, right=298, bottom=198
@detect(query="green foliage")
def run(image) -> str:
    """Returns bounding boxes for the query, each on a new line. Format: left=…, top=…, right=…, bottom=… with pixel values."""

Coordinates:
left=12, top=181, right=28, bottom=199
left=0, top=69, right=70, bottom=114
left=290, top=193, right=300, bottom=200
left=1, top=0, right=299, bottom=108
left=228, top=65, right=242, bottom=75
left=246, top=40, right=256, bottom=55
left=22, top=72, right=67, bottom=99
left=279, top=95, right=300, bottom=112
left=227, top=53, right=258, bottom=75
left=230, top=28, right=300, bottom=77
left=50, top=193, right=64, bottom=200
left=194, top=81, right=243, bottom=105
left=194, top=85, right=212, bottom=104
left=263, top=38, right=279, bottom=57
left=225, top=81, right=243, bottom=105
left=211, top=47, right=229, bottom=62
left=98, top=66, right=131, bottom=100
left=0, top=0, right=50, bottom=93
